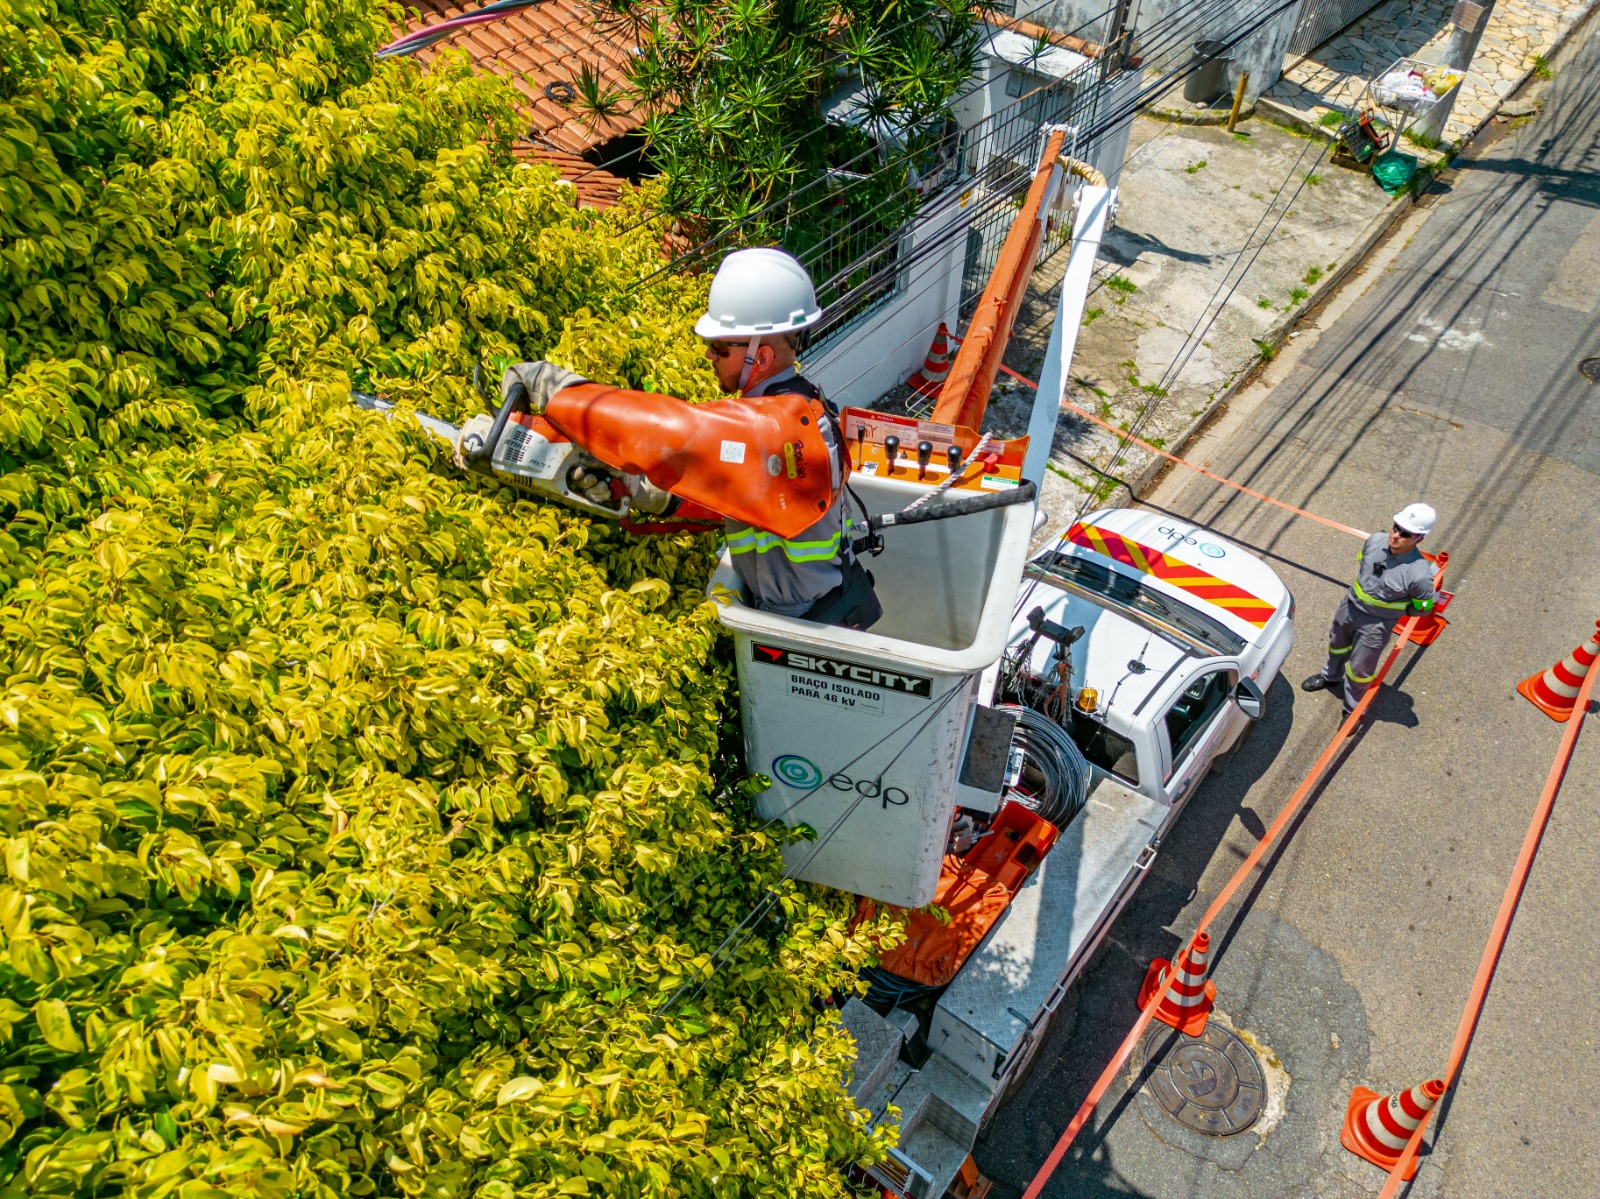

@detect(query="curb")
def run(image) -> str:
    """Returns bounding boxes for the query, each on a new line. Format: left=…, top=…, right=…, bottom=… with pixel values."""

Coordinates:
left=1252, top=95, right=1338, bottom=141
left=1145, top=100, right=1259, bottom=127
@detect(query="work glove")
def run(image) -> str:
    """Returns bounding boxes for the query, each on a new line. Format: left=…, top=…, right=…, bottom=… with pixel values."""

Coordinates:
left=503, top=360, right=588, bottom=417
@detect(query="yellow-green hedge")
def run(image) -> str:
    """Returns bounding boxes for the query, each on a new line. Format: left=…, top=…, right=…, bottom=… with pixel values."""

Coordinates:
left=0, top=3, right=893, bottom=1196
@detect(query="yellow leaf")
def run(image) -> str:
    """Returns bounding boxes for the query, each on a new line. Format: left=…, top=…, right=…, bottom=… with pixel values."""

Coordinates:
left=496, top=1076, right=543, bottom=1105
left=33, top=999, right=83, bottom=1053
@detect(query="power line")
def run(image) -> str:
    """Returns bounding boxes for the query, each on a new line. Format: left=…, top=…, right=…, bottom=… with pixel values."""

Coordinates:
left=1008, top=119, right=1329, bottom=621
left=636, top=0, right=1297, bottom=288
left=601, top=6, right=1127, bottom=254
left=608, top=0, right=1309, bottom=1028
left=651, top=678, right=977, bottom=1022
left=802, top=0, right=1302, bottom=391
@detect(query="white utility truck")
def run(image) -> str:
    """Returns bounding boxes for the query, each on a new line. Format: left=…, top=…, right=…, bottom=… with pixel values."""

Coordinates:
left=698, top=163, right=1298, bottom=1199
left=713, top=488, right=1294, bottom=1197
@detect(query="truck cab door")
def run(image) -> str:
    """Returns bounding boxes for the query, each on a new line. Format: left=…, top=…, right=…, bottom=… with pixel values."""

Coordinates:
left=1158, top=663, right=1243, bottom=811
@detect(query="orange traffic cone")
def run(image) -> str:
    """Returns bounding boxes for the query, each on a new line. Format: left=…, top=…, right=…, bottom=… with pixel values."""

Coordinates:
left=1340, top=1077, right=1446, bottom=1179
left=1136, top=931, right=1216, bottom=1036
left=1516, top=619, right=1600, bottom=722
left=908, top=322, right=951, bottom=397
left=1406, top=550, right=1451, bottom=646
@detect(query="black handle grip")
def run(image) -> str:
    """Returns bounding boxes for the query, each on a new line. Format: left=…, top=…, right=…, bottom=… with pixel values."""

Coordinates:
left=1027, top=606, right=1085, bottom=645
left=463, top=378, right=525, bottom=474
left=871, top=479, right=1037, bottom=529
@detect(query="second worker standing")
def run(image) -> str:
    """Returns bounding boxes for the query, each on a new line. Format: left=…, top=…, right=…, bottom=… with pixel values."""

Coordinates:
left=1302, top=502, right=1439, bottom=720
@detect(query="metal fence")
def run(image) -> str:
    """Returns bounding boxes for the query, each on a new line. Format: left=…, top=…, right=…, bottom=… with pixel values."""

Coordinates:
left=954, top=56, right=1109, bottom=323
left=1287, top=0, right=1384, bottom=55
left=804, top=52, right=1117, bottom=359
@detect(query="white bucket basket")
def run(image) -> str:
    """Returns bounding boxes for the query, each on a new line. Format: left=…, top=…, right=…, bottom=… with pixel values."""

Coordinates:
left=710, top=472, right=1035, bottom=907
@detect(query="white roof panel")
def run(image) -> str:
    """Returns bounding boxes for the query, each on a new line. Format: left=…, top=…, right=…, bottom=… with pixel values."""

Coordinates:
left=983, top=29, right=1090, bottom=80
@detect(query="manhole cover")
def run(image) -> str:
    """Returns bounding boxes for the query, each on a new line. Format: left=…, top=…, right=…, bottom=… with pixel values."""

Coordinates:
left=1138, top=1021, right=1265, bottom=1136
left=1580, top=357, right=1600, bottom=383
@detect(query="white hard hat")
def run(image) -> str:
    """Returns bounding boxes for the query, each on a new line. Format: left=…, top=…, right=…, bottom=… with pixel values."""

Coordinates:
left=1393, top=502, right=1436, bottom=536
left=693, top=248, right=823, bottom=340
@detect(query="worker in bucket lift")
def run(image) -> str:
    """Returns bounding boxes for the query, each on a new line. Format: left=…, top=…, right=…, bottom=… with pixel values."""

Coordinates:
left=479, top=248, right=882, bottom=629
left=1302, top=503, right=1438, bottom=718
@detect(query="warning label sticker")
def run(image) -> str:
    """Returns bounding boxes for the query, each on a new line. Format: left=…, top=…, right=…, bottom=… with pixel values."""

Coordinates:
left=786, top=671, right=885, bottom=714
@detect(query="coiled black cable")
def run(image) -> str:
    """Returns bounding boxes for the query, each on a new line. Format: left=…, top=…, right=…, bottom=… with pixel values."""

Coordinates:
left=994, top=704, right=1091, bottom=830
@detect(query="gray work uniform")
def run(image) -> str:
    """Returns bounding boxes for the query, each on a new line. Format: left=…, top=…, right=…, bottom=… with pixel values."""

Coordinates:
left=725, top=367, right=854, bottom=617
left=1318, top=531, right=1436, bottom=711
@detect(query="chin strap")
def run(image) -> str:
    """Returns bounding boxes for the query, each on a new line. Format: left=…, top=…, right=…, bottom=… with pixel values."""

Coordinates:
left=737, top=334, right=763, bottom=393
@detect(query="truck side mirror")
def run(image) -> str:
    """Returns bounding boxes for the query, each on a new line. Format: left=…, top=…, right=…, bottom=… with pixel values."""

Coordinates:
left=1233, top=676, right=1266, bottom=720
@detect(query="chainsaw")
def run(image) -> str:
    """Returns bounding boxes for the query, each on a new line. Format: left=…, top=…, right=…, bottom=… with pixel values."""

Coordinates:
left=353, top=369, right=1037, bottom=537
left=352, top=386, right=676, bottom=522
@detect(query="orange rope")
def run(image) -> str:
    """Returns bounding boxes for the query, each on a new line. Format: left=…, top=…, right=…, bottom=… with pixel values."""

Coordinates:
left=1376, top=648, right=1598, bottom=1195
left=962, top=345, right=1370, bottom=539
left=1020, top=562, right=1446, bottom=1198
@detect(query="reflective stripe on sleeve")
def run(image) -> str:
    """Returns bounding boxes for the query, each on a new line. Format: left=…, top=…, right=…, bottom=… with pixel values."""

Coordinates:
left=1352, top=581, right=1409, bottom=610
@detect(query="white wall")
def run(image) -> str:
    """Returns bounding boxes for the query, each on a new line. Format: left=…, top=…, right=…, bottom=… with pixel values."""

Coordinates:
left=1083, top=68, right=1140, bottom=189
left=1030, top=0, right=1301, bottom=101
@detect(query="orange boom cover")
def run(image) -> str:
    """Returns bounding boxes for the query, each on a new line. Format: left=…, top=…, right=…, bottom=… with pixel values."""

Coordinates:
left=545, top=382, right=841, bottom=539
left=863, top=803, right=1059, bottom=989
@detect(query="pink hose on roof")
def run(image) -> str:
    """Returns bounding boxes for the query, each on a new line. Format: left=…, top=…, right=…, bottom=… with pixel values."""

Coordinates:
left=375, top=1, right=539, bottom=58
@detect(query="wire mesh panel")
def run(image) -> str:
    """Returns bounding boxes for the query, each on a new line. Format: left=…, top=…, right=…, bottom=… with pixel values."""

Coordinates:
left=1287, top=0, right=1386, bottom=55
left=804, top=53, right=1116, bottom=360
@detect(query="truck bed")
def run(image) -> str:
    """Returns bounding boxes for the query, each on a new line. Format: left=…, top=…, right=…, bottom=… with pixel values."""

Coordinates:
left=847, top=774, right=1170, bottom=1198
left=930, top=774, right=1168, bottom=1098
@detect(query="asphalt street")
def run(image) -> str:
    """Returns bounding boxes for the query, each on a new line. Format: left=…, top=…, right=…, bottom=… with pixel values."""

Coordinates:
left=976, top=24, right=1600, bottom=1199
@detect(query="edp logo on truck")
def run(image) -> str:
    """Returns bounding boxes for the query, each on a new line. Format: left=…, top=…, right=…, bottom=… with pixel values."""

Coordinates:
left=751, top=644, right=933, bottom=699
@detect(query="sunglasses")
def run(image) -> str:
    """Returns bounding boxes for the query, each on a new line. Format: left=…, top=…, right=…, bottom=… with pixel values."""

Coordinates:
left=1392, top=524, right=1420, bottom=538
left=706, top=340, right=750, bottom=360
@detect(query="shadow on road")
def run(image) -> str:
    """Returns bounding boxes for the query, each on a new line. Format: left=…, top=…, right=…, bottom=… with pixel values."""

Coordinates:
left=973, top=676, right=1300, bottom=1196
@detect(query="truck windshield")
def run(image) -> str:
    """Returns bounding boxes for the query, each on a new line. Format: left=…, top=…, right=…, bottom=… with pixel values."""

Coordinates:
left=1027, top=550, right=1247, bottom=657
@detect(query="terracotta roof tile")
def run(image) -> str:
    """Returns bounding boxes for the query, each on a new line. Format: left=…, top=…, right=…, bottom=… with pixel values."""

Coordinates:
left=514, top=141, right=629, bottom=209
left=983, top=13, right=1102, bottom=58
left=403, top=0, right=643, bottom=154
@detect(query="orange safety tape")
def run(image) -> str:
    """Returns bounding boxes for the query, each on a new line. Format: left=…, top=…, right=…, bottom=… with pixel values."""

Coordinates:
left=952, top=338, right=1370, bottom=540
left=1019, top=562, right=1446, bottom=1199
left=1375, top=641, right=1598, bottom=1196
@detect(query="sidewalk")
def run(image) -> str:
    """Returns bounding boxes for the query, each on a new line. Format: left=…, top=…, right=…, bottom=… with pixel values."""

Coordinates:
left=1262, top=0, right=1595, bottom=145
left=972, top=114, right=1398, bottom=546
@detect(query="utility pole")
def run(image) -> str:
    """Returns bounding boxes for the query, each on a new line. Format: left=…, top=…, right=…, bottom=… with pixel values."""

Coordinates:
left=1413, top=0, right=1496, bottom=141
